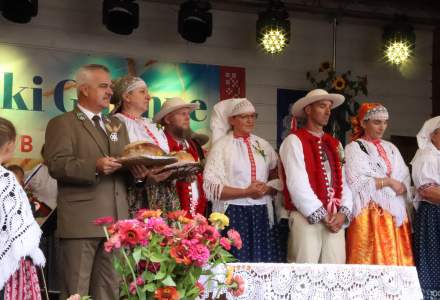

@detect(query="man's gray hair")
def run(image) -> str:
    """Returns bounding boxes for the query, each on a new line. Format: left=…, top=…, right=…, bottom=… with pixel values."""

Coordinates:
left=75, top=64, right=110, bottom=97
left=75, top=64, right=110, bottom=86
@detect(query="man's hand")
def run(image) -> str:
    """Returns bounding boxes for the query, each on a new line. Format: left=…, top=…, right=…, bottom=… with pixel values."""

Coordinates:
left=145, top=166, right=176, bottom=183
left=96, top=157, right=122, bottom=175
left=325, top=212, right=346, bottom=233
left=129, top=165, right=151, bottom=180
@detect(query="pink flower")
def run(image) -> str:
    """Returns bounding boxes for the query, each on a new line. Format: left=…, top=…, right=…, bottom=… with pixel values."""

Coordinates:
left=193, top=214, right=208, bottom=226
left=228, top=275, right=245, bottom=297
left=104, top=233, right=122, bottom=252
left=227, top=229, right=242, bottom=250
left=136, top=276, right=145, bottom=286
left=187, top=243, right=210, bottom=267
left=220, top=237, right=231, bottom=250
left=93, top=216, right=114, bottom=226
left=129, top=281, right=137, bottom=295
left=146, top=218, right=173, bottom=237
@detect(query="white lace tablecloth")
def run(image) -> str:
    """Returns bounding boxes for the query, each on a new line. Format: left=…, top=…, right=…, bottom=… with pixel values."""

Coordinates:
left=205, top=263, right=423, bottom=300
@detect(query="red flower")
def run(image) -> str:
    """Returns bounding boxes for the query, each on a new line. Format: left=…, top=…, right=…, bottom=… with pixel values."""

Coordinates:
left=118, top=220, right=149, bottom=247
left=170, top=244, right=191, bottom=265
left=220, top=237, right=231, bottom=250
left=195, top=281, right=205, bottom=296
left=147, top=262, right=161, bottom=273
left=227, top=229, right=242, bottom=249
left=93, top=216, right=114, bottom=226
left=199, top=224, right=221, bottom=244
left=228, top=275, right=245, bottom=297
left=154, top=286, right=180, bottom=300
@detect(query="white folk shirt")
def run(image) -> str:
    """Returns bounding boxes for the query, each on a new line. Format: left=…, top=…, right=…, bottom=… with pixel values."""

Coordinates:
left=412, top=142, right=440, bottom=208
left=223, top=135, right=278, bottom=206
left=279, top=133, right=352, bottom=219
left=114, top=113, right=170, bottom=153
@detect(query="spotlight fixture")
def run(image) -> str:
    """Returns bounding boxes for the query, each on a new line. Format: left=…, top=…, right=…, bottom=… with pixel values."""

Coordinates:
left=103, top=0, right=139, bottom=35
left=178, top=0, right=212, bottom=43
left=382, top=16, right=416, bottom=65
left=0, top=0, right=38, bottom=23
left=256, top=0, right=290, bottom=55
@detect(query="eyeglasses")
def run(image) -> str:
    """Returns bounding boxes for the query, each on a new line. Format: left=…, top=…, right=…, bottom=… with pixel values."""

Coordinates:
left=235, top=113, right=258, bottom=120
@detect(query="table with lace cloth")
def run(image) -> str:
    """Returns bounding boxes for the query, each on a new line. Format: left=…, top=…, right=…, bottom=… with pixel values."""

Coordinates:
left=203, top=263, right=423, bottom=300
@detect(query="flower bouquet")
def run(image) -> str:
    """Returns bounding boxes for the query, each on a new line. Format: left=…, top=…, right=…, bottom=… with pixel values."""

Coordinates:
left=95, top=210, right=244, bottom=300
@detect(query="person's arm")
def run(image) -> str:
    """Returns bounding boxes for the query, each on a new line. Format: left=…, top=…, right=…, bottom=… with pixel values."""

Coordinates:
left=279, top=135, right=327, bottom=224
left=412, top=152, right=440, bottom=204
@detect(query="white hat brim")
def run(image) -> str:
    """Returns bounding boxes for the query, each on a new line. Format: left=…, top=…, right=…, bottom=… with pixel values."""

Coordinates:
left=153, top=103, right=199, bottom=123
left=291, top=93, right=345, bottom=118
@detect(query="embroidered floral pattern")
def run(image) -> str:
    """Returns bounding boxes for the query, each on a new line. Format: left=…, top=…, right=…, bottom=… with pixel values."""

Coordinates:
left=338, top=206, right=351, bottom=224
left=307, top=206, right=328, bottom=224
left=252, top=140, right=266, bottom=161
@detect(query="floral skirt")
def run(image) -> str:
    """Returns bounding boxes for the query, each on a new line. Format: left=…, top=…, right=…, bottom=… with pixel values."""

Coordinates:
left=224, top=204, right=282, bottom=263
left=413, top=201, right=440, bottom=299
left=3, top=258, right=41, bottom=300
left=346, top=202, right=414, bottom=266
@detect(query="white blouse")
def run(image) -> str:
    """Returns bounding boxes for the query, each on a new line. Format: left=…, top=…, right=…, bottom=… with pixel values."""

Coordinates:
left=114, top=113, right=170, bottom=153
left=411, top=142, right=440, bottom=208
left=204, top=133, right=278, bottom=206
left=345, top=138, right=411, bottom=226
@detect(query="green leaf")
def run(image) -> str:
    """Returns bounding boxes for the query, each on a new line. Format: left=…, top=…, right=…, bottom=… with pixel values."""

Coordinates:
left=150, top=253, right=166, bottom=262
left=154, top=269, right=167, bottom=280
left=144, top=283, right=156, bottom=292
left=162, top=275, right=176, bottom=287
left=133, top=248, right=142, bottom=264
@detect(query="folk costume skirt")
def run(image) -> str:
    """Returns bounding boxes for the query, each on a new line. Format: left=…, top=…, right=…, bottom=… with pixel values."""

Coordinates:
left=346, top=202, right=414, bottom=266
left=224, top=204, right=282, bottom=262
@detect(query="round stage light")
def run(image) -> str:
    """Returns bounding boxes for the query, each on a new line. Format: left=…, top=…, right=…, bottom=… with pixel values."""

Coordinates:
left=256, top=1, right=290, bottom=55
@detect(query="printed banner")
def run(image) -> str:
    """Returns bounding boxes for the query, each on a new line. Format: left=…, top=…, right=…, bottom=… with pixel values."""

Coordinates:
left=0, top=44, right=245, bottom=169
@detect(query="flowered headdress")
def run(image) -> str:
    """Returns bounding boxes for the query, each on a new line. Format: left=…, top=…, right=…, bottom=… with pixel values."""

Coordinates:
left=351, top=102, right=389, bottom=140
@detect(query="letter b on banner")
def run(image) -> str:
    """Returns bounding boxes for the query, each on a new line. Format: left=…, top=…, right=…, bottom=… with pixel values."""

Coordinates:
left=20, top=135, right=33, bottom=152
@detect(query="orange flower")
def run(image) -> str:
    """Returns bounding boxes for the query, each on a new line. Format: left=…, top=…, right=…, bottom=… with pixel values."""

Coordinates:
left=167, top=210, right=186, bottom=221
left=332, top=76, right=346, bottom=91
left=136, top=209, right=162, bottom=220
left=154, top=286, right=180, bottom=300
left=169, top=245, right=191, bottom=265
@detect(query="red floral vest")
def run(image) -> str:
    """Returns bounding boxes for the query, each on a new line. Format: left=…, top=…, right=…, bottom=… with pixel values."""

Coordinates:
left=282, top=128, right=343, bottom=211
left=165, top=131, right=207, bottom=217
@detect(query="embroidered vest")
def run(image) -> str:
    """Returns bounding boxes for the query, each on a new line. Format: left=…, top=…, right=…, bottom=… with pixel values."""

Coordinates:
left=282, top=129, right=343, bottom=211
left=165, top=131, right=207, bottom=217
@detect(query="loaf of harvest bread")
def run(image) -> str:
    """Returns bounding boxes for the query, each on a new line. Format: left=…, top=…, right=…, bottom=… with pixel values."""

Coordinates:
left=122, top=141, right=165, bottom=157
left=171, top=151, right=196, bottom=162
